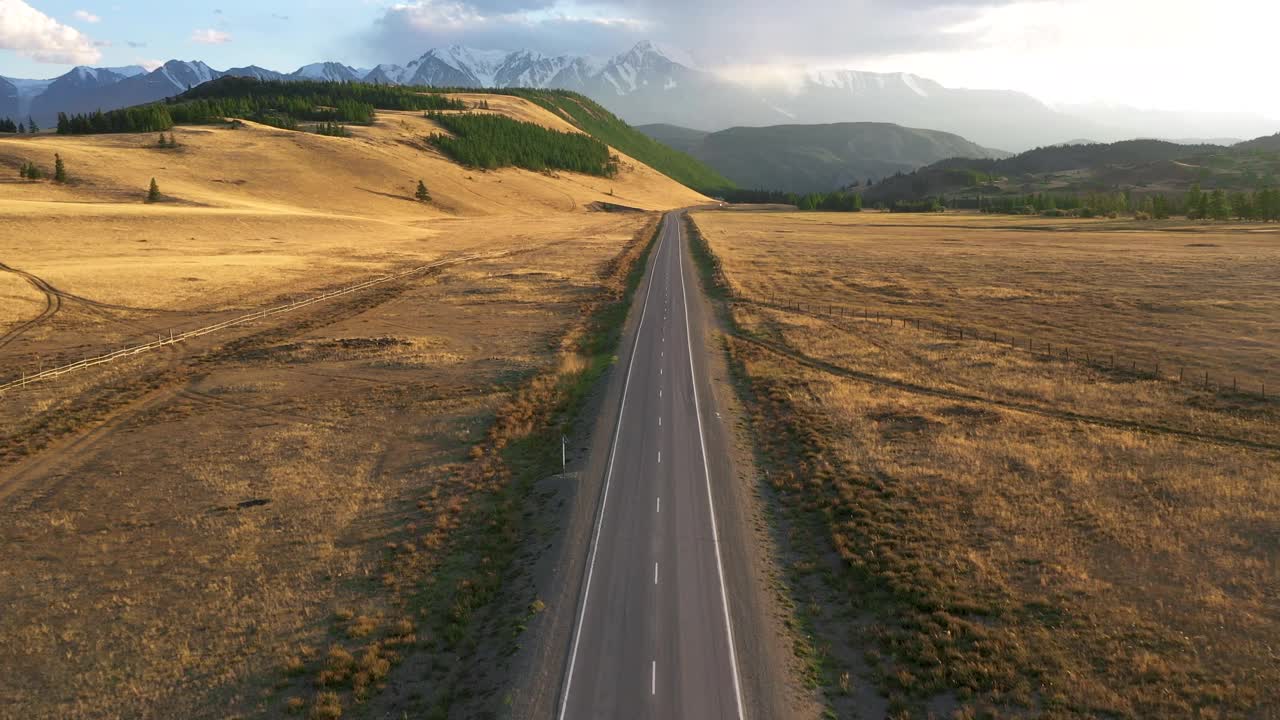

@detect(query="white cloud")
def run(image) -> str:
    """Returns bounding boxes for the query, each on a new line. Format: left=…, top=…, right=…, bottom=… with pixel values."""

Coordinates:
left=851, top=0, right=1280, bottom=118
left=0, top=0, right=102, bottom=64
left=190, top=28, right=232, bottom=45
left=73, top=9, right=101, bottom=23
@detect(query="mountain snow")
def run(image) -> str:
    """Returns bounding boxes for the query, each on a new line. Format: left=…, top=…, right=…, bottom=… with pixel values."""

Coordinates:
left=292, top=62, right=362, bottom=82
left=156, top=61, right=219, bottom=90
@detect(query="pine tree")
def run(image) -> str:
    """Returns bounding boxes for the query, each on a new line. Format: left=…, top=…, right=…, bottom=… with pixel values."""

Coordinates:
left=18, top=162, right=28, bottom=179
left=28, top=116, right=38, bottom=133
left=18, top=123, right=25, bottom=134
left=415, top=180, right=431, bottom=202
left=54, top=154, right=66, bottom=183
left=157, top=133, right=168, bottom=148
left=27, top=162, right=41, bottom=180
left=1186, top=184, right=1203, bottom=219
left=147, top=178, right=161, bottom=203
left=1208, top=189, right=1230, bottom=221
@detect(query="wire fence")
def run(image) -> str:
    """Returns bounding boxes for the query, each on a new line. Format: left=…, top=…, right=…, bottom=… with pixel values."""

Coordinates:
left=0, top=250, right=504, bottom=397
left=736, top=294, right=1272, bottom=402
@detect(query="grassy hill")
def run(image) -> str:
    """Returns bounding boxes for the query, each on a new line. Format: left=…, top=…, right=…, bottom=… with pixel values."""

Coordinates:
left=865, top=135, right=1280, bottom=208
left=47, top=78, right=730, bottom=195
left=497, top=91, right=732, bottom=192
left=638, top=121, right=1008, bottom=193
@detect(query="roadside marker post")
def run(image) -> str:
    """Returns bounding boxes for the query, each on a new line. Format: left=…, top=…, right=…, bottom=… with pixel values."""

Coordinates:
left=561, top=435, right=567, bottom=474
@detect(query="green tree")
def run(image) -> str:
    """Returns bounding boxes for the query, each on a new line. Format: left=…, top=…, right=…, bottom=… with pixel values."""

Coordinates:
left=1208, top=189, right=1230, bottom=220
left=1230, top=191, right=1252, bottom=220
left=18, top=123, right=25, bottom=134
left=28, top=116, right=38, bottom=133
left=1186, top=184, right=1203, bottom=219
left=415, top=180, right=431, bottom=202
left=54, top=154, right=66, bottom=183
left=147, top=178, right=161, bottom=203
left=157, top=133, right=168, bottom=148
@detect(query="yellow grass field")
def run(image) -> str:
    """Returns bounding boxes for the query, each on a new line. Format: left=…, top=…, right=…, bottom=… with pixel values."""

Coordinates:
left=0, top=96, right=692, bottom=718
left=690, top=209, right=1280, bottom=718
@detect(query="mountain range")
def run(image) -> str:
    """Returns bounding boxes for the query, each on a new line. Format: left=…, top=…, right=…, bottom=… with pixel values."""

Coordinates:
left=639, top=122, right=1009, bottom=193
left=3, top=42, right=1277, bottom=151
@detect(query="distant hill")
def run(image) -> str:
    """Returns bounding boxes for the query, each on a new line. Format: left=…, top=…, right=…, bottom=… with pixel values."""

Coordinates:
left=1235, top=133, right=1280, bottom=152
left=639, top=122, right=1007, bottom=193
left=5, top=43, right=1276, bottom=151
left=864, top=135, right=1280, bottom=204
left=635, top=124, right=708, bottom=154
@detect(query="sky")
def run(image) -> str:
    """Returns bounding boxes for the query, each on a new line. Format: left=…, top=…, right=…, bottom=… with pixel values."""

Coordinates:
left=1, top=0, right=1277, bottom=119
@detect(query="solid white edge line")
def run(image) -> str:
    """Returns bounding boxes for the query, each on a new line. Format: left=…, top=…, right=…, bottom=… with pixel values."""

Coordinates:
left=676, top=213, right=747, bottom=720
left=556, top=214, right=668, bottom=720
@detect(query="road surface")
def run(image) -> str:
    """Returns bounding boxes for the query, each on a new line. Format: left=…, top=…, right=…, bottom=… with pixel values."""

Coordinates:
left=558, top=212, right=745, bottom=719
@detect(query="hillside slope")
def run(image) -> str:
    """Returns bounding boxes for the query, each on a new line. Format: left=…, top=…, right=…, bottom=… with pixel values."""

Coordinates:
left=865, top=135, right=1280, bottom=205
left=640, top=122, right=1006, bottom=193
left=3, top=91, right=705, bottom=220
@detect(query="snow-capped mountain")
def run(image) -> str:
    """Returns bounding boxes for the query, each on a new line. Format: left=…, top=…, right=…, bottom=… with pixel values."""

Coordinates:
left=805, top=70, right=940, bottom=98
left=223, top=65, right=287, bottom=81
left=5, top=41, right=1274, bottom=150
left=292, top=62, right=364, bottom=83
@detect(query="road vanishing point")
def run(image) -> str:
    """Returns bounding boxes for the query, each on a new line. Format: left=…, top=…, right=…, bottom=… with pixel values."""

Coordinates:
left=558, top=212, right=746, bottom=719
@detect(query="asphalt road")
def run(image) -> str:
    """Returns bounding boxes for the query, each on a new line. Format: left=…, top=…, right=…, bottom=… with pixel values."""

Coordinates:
left=558, top=212, right=744, bottom=719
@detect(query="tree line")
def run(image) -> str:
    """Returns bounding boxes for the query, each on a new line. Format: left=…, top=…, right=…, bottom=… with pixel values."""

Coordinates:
left=180, top=77, right=465, bottom=112
left=1, top=116, right=39, bottom=133
left=968, top=186, right=1280, bottom=221
left=718, top=188, right=864, bottom=212
left=54, top=77, right=466, bottom=136
left=426, top=112, right=617, bottom=177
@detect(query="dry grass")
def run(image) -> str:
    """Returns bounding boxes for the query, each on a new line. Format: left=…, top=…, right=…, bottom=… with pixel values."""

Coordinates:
left=690, top=210, right=1280, bottom=717
left=0, top=99, right=677, bottom=718
left=697, top=211, right=1280, bottom=390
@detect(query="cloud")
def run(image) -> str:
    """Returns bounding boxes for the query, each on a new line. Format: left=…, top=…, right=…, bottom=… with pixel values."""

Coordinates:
left=126, top=40, right=145, bottom=48
left=190, top=28, right=232, bottom=44
left=369, top=0, right=647, bottom=60
left=368, top=0, right=1026, bottom=67
left=0, top=0, right=102, bottom=63
left=73, top=9, right=101, bottom=23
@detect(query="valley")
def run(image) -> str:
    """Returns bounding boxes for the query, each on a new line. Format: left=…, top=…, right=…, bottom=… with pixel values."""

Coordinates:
left=0, top=90, right=789, bottom=719
left=2, top=9, right=1279, bottom=716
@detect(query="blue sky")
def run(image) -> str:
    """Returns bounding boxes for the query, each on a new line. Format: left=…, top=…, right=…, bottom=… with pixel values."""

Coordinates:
left=2, top=0, right=1279, bottom=118
left=0, top=0, right=379, bottom=77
